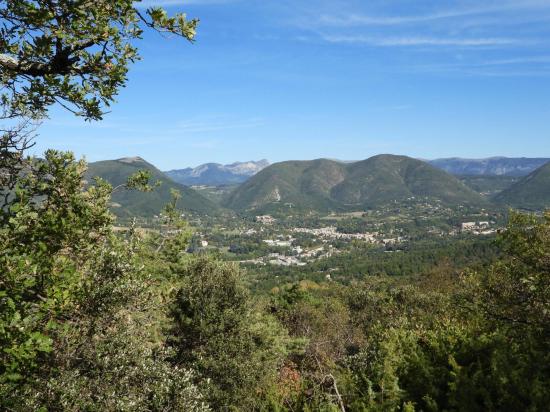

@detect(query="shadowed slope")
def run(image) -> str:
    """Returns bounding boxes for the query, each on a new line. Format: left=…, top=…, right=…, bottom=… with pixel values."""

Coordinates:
left=494, top=161, right=550, bottom=210
left=87, top=157, right=219, bottom=217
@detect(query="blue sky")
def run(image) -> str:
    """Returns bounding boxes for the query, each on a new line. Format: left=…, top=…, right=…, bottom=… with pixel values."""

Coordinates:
left=33, top=0, right=550, bottom=169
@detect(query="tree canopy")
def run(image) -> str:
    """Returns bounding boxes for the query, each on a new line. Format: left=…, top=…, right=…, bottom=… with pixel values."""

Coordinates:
left=0, top=0, right=198, bottom=120
left=1, top=1, right=549, bottom=411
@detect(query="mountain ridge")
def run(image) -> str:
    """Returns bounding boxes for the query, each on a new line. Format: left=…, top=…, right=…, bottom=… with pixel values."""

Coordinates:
left=165, top=160, right=270, bottom=186
left=493, top=162, right=550, bottom=210
left=225, top=155, right=487, bottom=213
left=87, top=157, right=219, bottom=218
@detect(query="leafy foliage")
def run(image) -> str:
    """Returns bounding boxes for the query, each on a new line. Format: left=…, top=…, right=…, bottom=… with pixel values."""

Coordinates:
left=170, top=257, right=289, bottom=410
left=0, top=0, right=198, bottom=120
left=0, top=151, right=208, bottom=411
left=1, top=150, right=549, bottom=411
left=1, top=4, right=548, bottom=409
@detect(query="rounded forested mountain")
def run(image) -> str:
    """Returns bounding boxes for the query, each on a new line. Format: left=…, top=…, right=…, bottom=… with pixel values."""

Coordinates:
left=225, top=154, right=487, bottom=213
left=494, top=161, right=550, bottom=210
left=87, top=157, right=219, bottom=218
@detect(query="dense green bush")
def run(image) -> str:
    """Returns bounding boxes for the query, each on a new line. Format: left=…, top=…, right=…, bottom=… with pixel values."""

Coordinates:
left=1, top=151, right=548, bottom=411
left=170, top=257, right=289, bottom=410
left=0, top=152, right=208, bottom=411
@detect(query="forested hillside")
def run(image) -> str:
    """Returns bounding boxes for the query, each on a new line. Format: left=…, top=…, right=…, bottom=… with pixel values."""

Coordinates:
left=1, top=1, right=549, bottom=411
left=87, top=157, right=219, bottom=217
left=226, top=155, right=487, bottom=212
left=2, top=153, right=549, bottom=410
left=494, top=161, right=550, bottom=210
left=458, top=174, right=519, bottom=195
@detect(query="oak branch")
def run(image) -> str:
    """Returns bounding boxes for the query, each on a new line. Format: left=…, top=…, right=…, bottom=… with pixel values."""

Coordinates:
left=0, top=42, right=95, bottom=76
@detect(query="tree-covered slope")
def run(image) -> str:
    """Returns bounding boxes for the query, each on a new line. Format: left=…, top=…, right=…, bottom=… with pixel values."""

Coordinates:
left=332, top=155, right=484, bottom=206
left=225, top=155, right=487, bottom=213
left=87, top=157, right=219, bottom=217
left=224, top=159, right=344, bottom=212
left=459, top=175, right=519, bottom=196
left=494, top=161, right=550, bottom=210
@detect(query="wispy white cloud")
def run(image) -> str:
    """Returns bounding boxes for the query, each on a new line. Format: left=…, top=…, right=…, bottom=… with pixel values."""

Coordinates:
left=318, top=11, right=471, bottom=27
left=174, top=117, right=264, bottom=133
left=41, top=113, right=265, bottom=146
left=403, top=61, right=550, bottom=77
left=320, top=35, right=521, bottom=47
left=278, top=0, right=549, bottom=58
left=477, top=56, right=550, bottom=66
left=316, top=0, right=550, bottom=27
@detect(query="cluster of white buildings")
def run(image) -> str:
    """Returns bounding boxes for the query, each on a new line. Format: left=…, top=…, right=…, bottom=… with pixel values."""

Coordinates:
left=239, top=239, right=337, bottom=267
left=292, top=226, right=377, bottom=242
left=266, top=245, right=336, bottom=266
left=268, top=254, right=306, bottom=266
left=460, top=221, right=498, bottom=235
left=263, top=238, right=293, bottom=247
left=255, top=215, right=276, bottom=224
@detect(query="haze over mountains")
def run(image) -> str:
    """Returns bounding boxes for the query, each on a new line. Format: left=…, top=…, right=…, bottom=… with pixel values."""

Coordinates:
left=429, top=157, right=550, bottom=177
left=163, top=157, right=549, bottom=188
left=165, top=160, right=269, bottom=186
left=84, top=155, right=550, bottom=217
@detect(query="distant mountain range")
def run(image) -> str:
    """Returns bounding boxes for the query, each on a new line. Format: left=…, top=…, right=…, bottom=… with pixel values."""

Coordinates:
left=494, top=161, right=550, bottom=210
left=429, top=157, right=550, bottom=177
left=163, top=157, right=549, bottom=188
left=165, top=160, right=270, bottom=186
left=225, top=155, right=487, bottom=213
left=84, top=155, right=550, bottom=218
left=87, top=157, right=219, bottom=218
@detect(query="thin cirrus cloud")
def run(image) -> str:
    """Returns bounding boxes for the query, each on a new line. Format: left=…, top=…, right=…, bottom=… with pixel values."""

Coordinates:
left=289, top=0, right=549, bottom=52
left=320, top=35, right=521, bottom=47
left=412, top=56, right=550, bottom=74
left=477, top=56, right=550, bottom=66
left=315, top=0, right=550, bottom=27
left=173, top=118, right=264, bottom=134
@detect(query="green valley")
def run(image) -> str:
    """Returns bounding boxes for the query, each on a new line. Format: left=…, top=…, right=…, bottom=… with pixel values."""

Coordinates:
left=2, top=0, right=550, bottom=409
